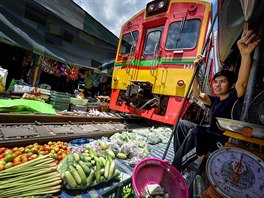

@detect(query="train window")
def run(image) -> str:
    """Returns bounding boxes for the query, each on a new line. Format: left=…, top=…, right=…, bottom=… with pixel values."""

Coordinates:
left=165, top=19, right=201, bottom=50
left=144, top=30, right=162, bottom=54
left=119, top=31, right=139, bottom=55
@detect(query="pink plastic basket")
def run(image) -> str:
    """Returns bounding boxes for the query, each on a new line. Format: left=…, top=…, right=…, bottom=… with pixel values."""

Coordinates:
left=132, top=158, right=189, bottom=198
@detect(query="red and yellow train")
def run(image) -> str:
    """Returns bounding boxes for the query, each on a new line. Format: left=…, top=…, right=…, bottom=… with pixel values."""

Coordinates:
left=110, top=0, right=215, bottom=124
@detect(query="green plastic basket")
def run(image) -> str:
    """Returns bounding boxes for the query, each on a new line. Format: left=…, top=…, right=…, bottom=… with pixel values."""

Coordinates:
left=101, top=177, right=136, bottom=198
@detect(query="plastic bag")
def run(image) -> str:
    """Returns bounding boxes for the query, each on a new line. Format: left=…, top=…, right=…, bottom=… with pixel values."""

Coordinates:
left=0, top=67, right=8, bottom=93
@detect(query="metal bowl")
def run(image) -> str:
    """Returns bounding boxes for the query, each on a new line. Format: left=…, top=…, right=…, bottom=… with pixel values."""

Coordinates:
left=216, top=117, right=264, bottom=139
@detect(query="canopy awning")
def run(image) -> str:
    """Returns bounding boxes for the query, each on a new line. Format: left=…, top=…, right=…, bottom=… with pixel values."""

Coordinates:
left=217, top=0, right=264, bottom=62
left=0, top=0, right=119, bottom=68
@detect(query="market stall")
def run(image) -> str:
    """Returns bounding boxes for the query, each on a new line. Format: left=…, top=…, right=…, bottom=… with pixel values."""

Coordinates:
left=0, top=127, right=180, bottom=198
left=0, top=45, right=113, bottom=115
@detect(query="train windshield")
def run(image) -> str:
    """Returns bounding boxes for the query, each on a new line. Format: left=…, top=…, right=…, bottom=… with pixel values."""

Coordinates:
left=144, top=26, right=164, bottom=55
left=119, top=31, right=139, bottom=55
left=165, top=19, right=201, bottom=50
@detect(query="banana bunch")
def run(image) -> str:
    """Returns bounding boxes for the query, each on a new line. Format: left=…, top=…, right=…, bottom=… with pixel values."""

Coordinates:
left=57, top=146, right=121, bottom=190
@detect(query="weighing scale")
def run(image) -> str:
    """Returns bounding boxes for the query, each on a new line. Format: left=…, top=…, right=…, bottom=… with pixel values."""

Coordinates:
left=206, top=147, right=264, bottom=198
left=204, top=118, right=264, bottom=198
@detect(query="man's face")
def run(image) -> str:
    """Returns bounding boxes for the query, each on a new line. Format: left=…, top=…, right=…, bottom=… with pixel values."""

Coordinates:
left=212, top=76, right=231, bottom=96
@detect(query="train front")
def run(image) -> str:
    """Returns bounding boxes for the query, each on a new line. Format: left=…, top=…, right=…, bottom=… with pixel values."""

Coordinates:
left=110, top=0, right=213, bottom=125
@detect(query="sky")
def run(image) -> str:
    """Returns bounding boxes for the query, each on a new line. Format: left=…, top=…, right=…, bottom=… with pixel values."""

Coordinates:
left=73, top=0, right=150, bottom=37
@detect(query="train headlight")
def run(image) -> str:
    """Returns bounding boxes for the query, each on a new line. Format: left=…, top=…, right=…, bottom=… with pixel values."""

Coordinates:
left=177, top=80, right=185, bottom=87
left=148, top=4, right=155, bottom=12
left=158, top=1, right=165, bottom=9
left=146, top=0, right=169, bottom=17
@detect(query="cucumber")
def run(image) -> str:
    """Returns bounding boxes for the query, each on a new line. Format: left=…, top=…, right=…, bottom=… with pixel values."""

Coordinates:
left=104, top=159, right=110, bottom=179
left=108, top=161, right=116, bottom=179
left=114, top=169, right=121, bottom=177
left=86, top=169, right=95, bottom=187
left=100, top=168, right=105, bottom=175
left=79, top=160, right=91, bottom=175
left=94, top=156, right=102, bottom=167
left=73, top=153, right=80, bottom=162
left=99, top=141, right=108, bottom=150
left=84, top=156, right=92, bottom=162
left=67, top=154, right=74, bottom=163
left=69, top=165, right=82, bottom=185
left=91, top=160, right=96, bottom=165
left=82, top=153, right=90, bottom=157
left=87, top=147, right=97, bottom=159
left=85, top=161, right=92, bottom=168
left=107, top=155, right=113, bottom=164
left=100, top=175, right=105, bottom=182
left=65, top=171, right=77, bottom=189
left=75, top=164, right=87, bottom=185
left=99, top=156, right=107, bottom=167
left=95, top=160, right=101, bottom=183
left=107, top=149, right=115, bottom=158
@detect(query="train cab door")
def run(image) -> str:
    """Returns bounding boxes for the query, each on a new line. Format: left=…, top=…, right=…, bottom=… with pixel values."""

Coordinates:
left=139, top=26, right=164, bottom=83
left=152, top=13, right=202, bottom=97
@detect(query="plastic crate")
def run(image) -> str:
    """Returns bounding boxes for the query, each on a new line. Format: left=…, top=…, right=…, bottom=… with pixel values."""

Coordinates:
left=101, top=177, right=136, bottom=198
left=49, top=91, right=71, bottom=111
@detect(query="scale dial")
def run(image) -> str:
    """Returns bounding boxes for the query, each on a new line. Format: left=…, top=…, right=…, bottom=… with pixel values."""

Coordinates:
left=206, top=147, right=264, bottom=198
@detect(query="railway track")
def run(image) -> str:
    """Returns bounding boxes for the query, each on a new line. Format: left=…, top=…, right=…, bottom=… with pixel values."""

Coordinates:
left=0, top=113, right=164, bottom=147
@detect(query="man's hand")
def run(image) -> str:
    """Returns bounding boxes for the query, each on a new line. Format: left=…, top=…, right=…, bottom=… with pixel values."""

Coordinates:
left=194, top=55, right=205, bottom=66
left=237, top=22, right=261, bottom=56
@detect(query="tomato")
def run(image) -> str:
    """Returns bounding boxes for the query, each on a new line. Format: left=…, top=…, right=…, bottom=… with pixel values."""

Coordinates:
left=19, top=147, right=25, bottom=152
left=50, top=153, right=58, bottom=159
left=28, top=157, right=34, bottom=161
left=31, top=148, right=38, bottom=154
left=0, top=160, right=6, bottom=165
left=0, top=154, right=4, bottom=159
left=62, top=145, right=67, bottom=150
left=0, top=164, right=5, bottom=171
left=4, top=154, right=14, bottom=163
left=0, top=147, right=7, bottom=153
left=13, top=151, right=22, bottom=157
left=57, top=154, right=62, bottom=161
left=31, top=154, right=38, bottom=159
left=45, top=145, right=51, bottom=152
left=13, top=161, right=22, bottom=166
left=13, top=156, right=22, bottom=163
left=54, top=147, right=60, bottom=153
left=4, top=149, right=12, bottom=156
left=33, top=143, right=39, bottom=147
left=24, top=148, right=31, bottom=153
left=4, top=162, right=13, bottom=169
left=39, top=145, right=45, bottom=151
left=12, top=147, right=19, bottom=152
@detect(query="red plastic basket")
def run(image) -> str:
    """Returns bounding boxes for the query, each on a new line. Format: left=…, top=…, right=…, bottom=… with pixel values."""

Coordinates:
left=132, top=158, right=189, bottom=198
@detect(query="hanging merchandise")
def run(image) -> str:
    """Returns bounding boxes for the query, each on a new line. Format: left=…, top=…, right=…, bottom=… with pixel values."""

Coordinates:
left=92, top=73, right=100, bottom=87
left=84, top=70, right=92, bottom=89
left=68, top=66, right=79, bottom=81
left=38, top=56, right=77, bottom=80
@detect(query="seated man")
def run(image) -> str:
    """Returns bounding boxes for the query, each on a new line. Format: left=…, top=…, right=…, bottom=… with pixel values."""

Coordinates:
left=172, top=22, right=261, bottom=171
